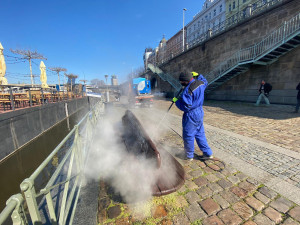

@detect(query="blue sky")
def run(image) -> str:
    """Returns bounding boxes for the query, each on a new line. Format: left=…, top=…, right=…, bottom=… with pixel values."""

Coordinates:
left=1, top=0, right=205, bottom=85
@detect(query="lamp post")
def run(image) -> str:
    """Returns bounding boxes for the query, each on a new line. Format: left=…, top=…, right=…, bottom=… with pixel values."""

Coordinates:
left=105, top=74, right=109, bottom=102
left=183, top=8, right=187, bottom=52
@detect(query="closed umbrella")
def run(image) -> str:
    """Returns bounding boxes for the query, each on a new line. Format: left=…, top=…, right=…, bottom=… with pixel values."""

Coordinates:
left=0, top=42, right=8, bottom=85
left=40, top=61, right=49, bottom=88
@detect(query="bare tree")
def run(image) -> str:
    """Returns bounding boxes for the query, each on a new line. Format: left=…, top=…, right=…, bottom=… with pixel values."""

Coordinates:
left=65, top=73, right=78, bottom=92
left=10, top=49, right=47, bottom=87
left=127, top=66, right=145, bottom=81
left=49, top=67, right=67, bottom=90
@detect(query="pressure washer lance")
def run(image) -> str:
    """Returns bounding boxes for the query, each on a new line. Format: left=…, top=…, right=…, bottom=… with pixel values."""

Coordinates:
left=155, top=88, right=183, bottom=133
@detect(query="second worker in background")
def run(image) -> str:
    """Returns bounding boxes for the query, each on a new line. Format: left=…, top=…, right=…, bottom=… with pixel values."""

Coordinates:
left=172, top=71, right=213, bottom=161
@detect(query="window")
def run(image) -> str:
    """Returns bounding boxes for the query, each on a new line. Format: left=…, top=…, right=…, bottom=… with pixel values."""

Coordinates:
left=194, top=24, right=196, bottom=30
left=205, top=15, right=208, bottom=20
left=213, top=22, right=215, bottom=28
left=198, top=21, right=200, bottom=27
left=209, top=12, right=211, bottom=19
left=233, top=1, right=235, bottom=9
left=220, top=4, right=223, bottom=12
left=206, top=3, right=208, bottom=8
left=229, top=4, right=231, bottom=11
left=214, top=9, right=216, bottom=16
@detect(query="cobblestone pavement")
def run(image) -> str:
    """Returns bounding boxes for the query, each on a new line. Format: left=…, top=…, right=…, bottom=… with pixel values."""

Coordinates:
left=96, top=100, right=300, bottom=224
left=155, top=100, right=300, bottom=153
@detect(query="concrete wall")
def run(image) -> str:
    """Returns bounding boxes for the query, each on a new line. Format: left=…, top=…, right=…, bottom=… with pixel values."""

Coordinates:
left=0, top=97, right=99, bottom=160
left=147, top=0, right=300, bottom=102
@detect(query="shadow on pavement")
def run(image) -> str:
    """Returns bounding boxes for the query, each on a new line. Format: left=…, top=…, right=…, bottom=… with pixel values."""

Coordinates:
left=204, top=100, right=299, bottom=120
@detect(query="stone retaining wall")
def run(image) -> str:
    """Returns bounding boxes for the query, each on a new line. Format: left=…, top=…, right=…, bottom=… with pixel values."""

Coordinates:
left=0, top=97, right=99, bottom=160
left=147, top=0, right=300, bottom=103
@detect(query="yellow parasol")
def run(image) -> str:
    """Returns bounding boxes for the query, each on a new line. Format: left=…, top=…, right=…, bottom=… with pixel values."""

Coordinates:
left=0, top=42, right=8, bottom=85
left=40, top=61, right=49, bottom=88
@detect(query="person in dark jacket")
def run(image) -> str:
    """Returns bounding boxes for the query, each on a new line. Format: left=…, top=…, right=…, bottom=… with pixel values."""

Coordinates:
left=255, top=80, right=272, bottom=106
left=172, top=72, right=213, bottom=161
left=294, top=82, right=300, bottom=113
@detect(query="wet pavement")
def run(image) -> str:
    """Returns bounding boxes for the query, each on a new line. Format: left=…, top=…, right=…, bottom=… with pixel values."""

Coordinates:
left=94, top=99, right=300, bottom=224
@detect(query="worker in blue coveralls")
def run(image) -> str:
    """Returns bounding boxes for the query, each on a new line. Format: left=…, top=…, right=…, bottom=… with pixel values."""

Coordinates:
left=172, top=71, right=213, bottom=161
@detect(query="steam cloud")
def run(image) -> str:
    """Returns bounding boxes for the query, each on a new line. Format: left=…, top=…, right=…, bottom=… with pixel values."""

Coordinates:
left=83, top=103, right=180, bottom=209
left=84, top=108, right=158, bottom=204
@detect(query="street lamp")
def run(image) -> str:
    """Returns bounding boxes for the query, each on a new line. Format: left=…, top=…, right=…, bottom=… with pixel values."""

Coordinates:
left=183, top=8, right=187, bottom=52
left=105, top=75, right=109, bottom=102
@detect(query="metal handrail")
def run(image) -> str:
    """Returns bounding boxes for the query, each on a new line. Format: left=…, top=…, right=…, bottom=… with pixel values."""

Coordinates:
left=147, top=64, right=182, bottom=92
left=156, top=0, right=283, bottom=66
left=206, top=12, right=300, bottom=84
left=0, top=194, right=27, bottom=225
left=0, top=100, right=104, bottom=225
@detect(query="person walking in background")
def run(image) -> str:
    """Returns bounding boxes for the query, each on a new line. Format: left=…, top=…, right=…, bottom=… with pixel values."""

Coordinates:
left=255, top=80, right=272, bottom=106
left=172, top=71, right=213, bottom=161
left=294, top=82, right=300, bottom=113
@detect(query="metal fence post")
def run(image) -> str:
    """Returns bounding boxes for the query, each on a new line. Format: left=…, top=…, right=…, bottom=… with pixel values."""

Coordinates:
left=20, top=178, right=41, bottom=223
left=51, top=90, right=54, bottom=103
left=6, top=194, right=27, bottom=225
left=9, top=87, right=15, bottom=111
left=41, top=89, right=44, bottom=105
left=282, top=21, right=287, bottom=43
left=28, top=89, right=32, bottom=107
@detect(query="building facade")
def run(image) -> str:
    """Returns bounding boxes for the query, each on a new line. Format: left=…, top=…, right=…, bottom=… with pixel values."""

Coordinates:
left=186, top=0, right=226, bottom=47
left=143, top=48, right=154, bottom=70
left=225, top=0, right=258, bottom=23
left=156, top=36, right=168, bottom=65
left=111, top=75, right=118, bottom=86
left=166, top=29, right=185, bottom=60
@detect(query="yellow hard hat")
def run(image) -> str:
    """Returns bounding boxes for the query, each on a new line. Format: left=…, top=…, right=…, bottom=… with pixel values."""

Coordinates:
left=191, top=72, right=199, bottom=77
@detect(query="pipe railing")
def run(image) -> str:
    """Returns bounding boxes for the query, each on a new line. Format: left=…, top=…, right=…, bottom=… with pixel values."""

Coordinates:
left=0, top=100, right=104, bottom=225
left=206, top=12, right=300, bottom=85
left=155, top=0, right=283, bottom=66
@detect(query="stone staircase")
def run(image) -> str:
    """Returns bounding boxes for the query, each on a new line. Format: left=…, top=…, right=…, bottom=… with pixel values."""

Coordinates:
left=148, top=13, right=300, bottom=95
left=205, top=13, right=300, bottom=93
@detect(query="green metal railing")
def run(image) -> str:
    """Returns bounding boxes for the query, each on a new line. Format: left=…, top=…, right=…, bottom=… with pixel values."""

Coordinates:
left=206, top=12, right=300, bottom=84
left=147, top=63, right=182, bottom=92
left=0, top=101, right=104, bottom=225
